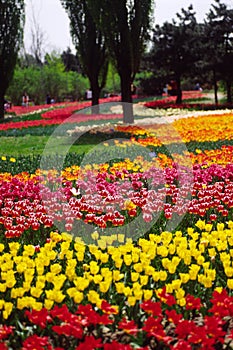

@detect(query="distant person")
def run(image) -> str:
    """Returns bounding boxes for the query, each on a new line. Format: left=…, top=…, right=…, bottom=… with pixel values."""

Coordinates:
left=22, top=93, right=29, bottom=107
left=4, top=98, right=11, bottom=111
left=86, top=89, right=92, bottom=100
left=46, top=94, right=51, bottom=104
left=26, top=93, right=29, bottom=107
left=170, top=80, right=177, bottom=96
left=22, top=93, right=27, bottom=107
left=167, top=83, right=172, bottom=96
left=194, top=82, right=203, bottom=91
left=131, top=83, right=136, bottom=95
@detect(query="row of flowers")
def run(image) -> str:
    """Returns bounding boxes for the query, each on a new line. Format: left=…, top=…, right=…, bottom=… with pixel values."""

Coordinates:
left=1, top=287, right=233, bottom=349
left=113, top=111, right=233, bottom=145
left=6, top=96, right=124, bottom=118
left=7, top=101, right=93, bottom=117
left=0, top=113, right=123, bottom=132
left=1, top=156, right=233, bottom=240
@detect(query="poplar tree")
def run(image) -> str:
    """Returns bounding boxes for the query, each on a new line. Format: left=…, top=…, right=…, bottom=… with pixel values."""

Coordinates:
left=90, top=0, right=153, bottom=123
left=60, top=0, right=108, bottom=110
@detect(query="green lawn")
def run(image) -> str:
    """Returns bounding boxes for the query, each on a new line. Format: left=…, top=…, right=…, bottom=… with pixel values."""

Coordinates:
left=0, top=129, right=132, bottom=157
left=0, top=135, right=93, bottom=157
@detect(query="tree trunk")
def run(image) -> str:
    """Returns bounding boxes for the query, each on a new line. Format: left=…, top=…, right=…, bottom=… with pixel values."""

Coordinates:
left=226, top=80, right=232, bottom=104
left=90, top=79, right=100, bottom=114
left=175, top=76, right=182, bottom=104
left=0, top=93, right=5, bottom=120
left=120, top=71, right=134, bottom=124
left=213, top=69, right=218, bottom=105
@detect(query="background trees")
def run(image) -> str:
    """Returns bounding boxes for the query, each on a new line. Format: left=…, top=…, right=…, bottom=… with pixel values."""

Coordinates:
left=7, top=54, right=89, bottom=105
left=0, top=0, right=25, bottom=119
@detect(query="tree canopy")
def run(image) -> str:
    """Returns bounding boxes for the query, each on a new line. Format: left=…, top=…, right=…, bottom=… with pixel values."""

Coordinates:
left=60, top=0, right=109, bottom=109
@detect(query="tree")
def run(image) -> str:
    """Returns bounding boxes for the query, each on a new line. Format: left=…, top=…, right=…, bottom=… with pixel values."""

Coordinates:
left=0, top=0, right=25, bottom=119
left=27, top=0, right=47, bottom=66
left=203, top=0, right=233, bottom=104
left=90, top=0, right=153, bottom=123
left=150, top=5, right=199, bottom=104
left=42, top=52, right=67, bottom=103
left=61, top=47, right=81, bottom=72
left=60, top=0, right=108, bottom=110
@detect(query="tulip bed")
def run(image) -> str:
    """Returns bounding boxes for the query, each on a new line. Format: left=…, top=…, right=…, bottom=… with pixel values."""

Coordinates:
left=1, top=100, right=233, bottom=349
left=144, top=91, right=233, bottom=110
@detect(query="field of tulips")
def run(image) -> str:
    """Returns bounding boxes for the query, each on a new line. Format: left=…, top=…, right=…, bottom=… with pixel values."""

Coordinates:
left=1, top=95, right=233, bottom=349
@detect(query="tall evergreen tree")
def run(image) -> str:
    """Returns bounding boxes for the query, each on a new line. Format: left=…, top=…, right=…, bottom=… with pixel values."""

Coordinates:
left=61, top=47, right=81, bottom=73
left=0, top=0, right=25, bottom=119
left=150, top=5, right=199, bottom=104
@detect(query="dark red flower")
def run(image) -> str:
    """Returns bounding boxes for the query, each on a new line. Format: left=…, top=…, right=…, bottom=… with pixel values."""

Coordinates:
left=22, top=335, right=52, bottom=350
left=0, top=325, right=13, bottom=340
left=101, top=300, right=118, bottom=315
left=165, top=309, right=182, bottom=325
left=103, top=342, right=134, bottom=350
left=142, top=316, right=170, bottom=344
left=204, top=315, right=226, bottom=343
left=75, top=336, right=102, bottom=350
left=185, top=294, right=202, bottom=310
left=118, top=318, right=139, bottom=336
left=52, top=324, right=83, bottom=339
left=140, top=300, right=162, bottom=317
left=175, top=319, right=196, bottom=339
left=25, top=309, right=52, bottom=329
left=157, top=287, right=176, bottom=307
left=0, top=343, right=8, bottom=350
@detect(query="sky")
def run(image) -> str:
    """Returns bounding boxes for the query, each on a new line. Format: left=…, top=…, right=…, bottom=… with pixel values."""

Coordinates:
left=24, top=0, right=233, bottom=55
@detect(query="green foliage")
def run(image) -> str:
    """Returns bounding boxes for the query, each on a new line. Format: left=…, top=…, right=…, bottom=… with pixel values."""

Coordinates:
left=7, top=65, right=43, bottom=105
left=42, top=52, right=67, bottom=102
left=103, top=61, right=121, bottom=95
left=66, top=71, right=89, bottom=100
left=7, top=55, right=89, bottom=105
left=0, top=153, right=85, bottom=175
